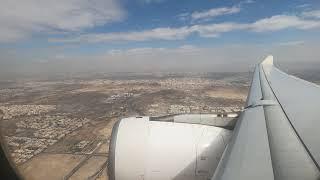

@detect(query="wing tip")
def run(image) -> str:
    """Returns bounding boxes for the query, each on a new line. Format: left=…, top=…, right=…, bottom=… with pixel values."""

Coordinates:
left=262, top=55, right=274, bottom=65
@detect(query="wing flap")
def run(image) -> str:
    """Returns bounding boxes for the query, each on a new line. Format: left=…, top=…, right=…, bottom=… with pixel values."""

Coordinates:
left=262, top=60, right=320, bottom=167
left=213, top=56, right=320, bottom=180
left=213, top=61, right=274, bottom=180
left=213, top=94, right=274, bottom=179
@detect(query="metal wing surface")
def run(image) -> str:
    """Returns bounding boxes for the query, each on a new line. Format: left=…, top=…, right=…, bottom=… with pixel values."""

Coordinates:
left=212, top=56, right=320, bottom=180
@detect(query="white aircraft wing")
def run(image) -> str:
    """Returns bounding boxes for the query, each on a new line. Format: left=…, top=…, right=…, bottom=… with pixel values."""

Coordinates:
left=213, top=56, right=320, bottom=180
left=108, top=56, right=320, bottom=180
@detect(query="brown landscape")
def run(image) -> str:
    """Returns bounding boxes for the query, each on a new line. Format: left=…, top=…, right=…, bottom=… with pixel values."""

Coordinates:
left=0, top=71, right=256, bottom=179
left=1, top=70, right=319, bottom=180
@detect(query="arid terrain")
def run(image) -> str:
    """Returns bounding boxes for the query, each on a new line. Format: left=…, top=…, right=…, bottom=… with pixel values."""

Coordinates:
left=0, top=72, right=252, bottom=179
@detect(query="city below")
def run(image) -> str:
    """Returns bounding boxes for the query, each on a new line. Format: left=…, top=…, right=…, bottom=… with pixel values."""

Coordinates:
left=0, top=71, right=318, bottom=180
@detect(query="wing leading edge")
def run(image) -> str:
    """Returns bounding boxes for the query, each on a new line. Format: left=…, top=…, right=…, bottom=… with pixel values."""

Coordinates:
left=212, top=56, right=320, bottom=180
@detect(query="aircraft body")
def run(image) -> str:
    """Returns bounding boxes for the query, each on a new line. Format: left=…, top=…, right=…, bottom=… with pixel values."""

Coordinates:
left=108, top=56, right=320, bottom=180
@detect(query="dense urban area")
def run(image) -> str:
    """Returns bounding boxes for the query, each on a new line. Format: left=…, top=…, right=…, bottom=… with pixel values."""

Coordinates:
left=1, top=70, right=318, bottom=180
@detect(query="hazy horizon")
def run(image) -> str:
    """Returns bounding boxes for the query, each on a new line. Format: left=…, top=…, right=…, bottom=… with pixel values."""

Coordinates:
left=1, top=0, right=320, bottom=78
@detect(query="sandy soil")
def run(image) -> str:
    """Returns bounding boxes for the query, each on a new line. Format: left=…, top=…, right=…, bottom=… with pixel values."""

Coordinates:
left=69, top=156, right=107, bottom=180
left=96, top=167, right=108, bottom=180
left=96, top=142, right=109, bottom=154
left=205, top=86, right=248, bottom=100
left=18, top=153, right=85, bottom=180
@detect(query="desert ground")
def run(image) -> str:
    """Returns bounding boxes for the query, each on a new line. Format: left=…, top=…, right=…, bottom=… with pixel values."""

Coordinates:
left=0, top=72, right=252, bottom=179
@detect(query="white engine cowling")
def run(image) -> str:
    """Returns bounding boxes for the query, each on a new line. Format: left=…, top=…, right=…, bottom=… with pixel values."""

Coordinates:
left=108, top=117, right=232, bottom=180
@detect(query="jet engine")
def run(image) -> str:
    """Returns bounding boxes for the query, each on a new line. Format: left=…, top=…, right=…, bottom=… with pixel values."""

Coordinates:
left=108, top=116, right=232, bottom=180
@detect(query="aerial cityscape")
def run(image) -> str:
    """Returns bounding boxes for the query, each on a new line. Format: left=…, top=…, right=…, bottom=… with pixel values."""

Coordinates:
left=1, top=69, right=319, bottom=179
left=0, top=72, right=249, bottom=179
left=1, top=0, right=320, bottom=179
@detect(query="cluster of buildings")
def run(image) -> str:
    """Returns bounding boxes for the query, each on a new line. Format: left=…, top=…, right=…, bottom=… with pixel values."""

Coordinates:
left=0, top=76, right=247, bottom=167
left=16, top=115, right=90, bottom=139
left=75, top=140, right=90, bottom=149
left=146, top=103, right=243, bottom=117
left=5, top=136, right=57, bottom=164
left=168, top=104, right=243, bottom=115
left=159, top=78, right=214, bottom=90
left=104, top=92, right=134, bottom=103
left=215, top=106, right=243, bottom=113
left=0, top=105, right=56, bottom=120
left=4, top=114, right=90, bottom=164
left=168, top=104, right=191, bottom=114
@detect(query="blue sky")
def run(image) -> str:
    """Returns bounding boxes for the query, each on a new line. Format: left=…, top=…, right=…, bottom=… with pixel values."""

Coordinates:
left=1, top=0, right=320, bottom=74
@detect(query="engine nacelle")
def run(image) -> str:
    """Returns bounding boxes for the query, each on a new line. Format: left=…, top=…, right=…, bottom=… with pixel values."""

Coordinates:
left=108, top=117, right=232, bottom=180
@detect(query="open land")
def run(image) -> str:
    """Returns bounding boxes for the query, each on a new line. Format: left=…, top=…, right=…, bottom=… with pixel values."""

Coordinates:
left=0, top=71, right=255, bottom=179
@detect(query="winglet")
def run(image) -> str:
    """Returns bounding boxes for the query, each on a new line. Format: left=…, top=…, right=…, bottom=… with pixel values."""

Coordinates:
left=261, top=55, right=274, bottom=65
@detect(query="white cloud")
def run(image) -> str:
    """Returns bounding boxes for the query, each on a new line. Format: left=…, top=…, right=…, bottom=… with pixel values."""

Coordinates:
left=179, top=1, right=253, bottom=22
left=191, top=6, right=241, bottom=21
left=50, top=23, right=246, bottom=43
left=242, top=0, right=255, bottom=4
left=49, top=23, right=237, bottom=43
left=50, top=14, right=320, bottom=43
left=50, top=26, right=194, bottom=43
left=123, top=47, right=166, bottom=55
left=177, top=13, right=190, bottom=21
left=191, top=23, right=246, bottom=37
left=297, top=4, right=311, bottom=9
left=302, top=10, right=320, bottom=19
left=276, top=41, right=305, bottom=46
left=249, top=15, right=320, bottom=32
left=107, top=45, right=200, bottom=56
left=0, top=0, right=125, bottom=42
left=142, top=0, right=166, bottom=3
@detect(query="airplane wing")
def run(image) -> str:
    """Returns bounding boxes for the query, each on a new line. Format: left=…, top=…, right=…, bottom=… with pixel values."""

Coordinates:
left=212, top=56, right=320, bottom=180
left=108, top=56, right=320, bottom=180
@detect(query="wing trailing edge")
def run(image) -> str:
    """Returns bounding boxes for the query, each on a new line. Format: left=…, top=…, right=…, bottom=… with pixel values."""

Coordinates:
left=212, top=56, right=320, bottom=180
